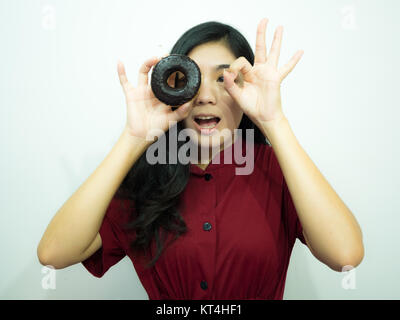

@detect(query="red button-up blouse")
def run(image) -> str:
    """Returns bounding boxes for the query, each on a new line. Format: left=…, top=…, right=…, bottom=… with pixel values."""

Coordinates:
left=82, top=135, right=307, bottom=300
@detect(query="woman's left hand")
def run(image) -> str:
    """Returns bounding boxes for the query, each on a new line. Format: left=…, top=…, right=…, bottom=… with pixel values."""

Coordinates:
left=223, top=18, right=303, bottom=130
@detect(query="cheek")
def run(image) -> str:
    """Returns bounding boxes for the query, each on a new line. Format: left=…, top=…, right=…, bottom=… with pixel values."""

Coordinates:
left=220, top=96, right=243, bottom=129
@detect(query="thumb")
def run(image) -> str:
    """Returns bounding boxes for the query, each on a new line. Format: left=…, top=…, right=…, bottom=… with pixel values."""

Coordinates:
left=169, top=101, right=192, bottom=122
left=223, top=70, right=242, bottom=103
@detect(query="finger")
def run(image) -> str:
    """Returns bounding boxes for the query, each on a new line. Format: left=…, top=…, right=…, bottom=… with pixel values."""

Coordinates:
left=168, top=101, right=193, bottom=123
left=138, top=56, right=160, bottom=87
left=268, top=25, right=283, bottom=67
left=254, top=18, right=268, bottom=65
left=279, top=50, right=304, bottom=80
left=117, top=60, right=129, bottom=89
left=223, top=69, right=243, bottom=103
left=227, top=56, right=253, bottom=82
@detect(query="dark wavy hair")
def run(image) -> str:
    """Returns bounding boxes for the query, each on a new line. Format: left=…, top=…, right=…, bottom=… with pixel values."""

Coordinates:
left=116, top=21, right=269, bottom=269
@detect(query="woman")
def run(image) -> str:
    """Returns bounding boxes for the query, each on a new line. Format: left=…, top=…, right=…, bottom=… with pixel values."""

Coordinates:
left=37, top=18, right=364, bottom=300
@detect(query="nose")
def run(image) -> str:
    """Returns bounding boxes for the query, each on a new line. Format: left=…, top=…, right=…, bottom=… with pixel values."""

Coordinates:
left=194, top=79, right=216, bottom=106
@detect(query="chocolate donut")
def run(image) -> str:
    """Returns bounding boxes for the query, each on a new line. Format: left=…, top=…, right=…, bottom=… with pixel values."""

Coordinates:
left=151, top=54, right=201, bottom=106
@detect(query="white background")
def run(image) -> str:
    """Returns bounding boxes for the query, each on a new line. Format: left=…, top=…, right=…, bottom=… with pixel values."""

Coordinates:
left=0, top=0, right=399, bottom=299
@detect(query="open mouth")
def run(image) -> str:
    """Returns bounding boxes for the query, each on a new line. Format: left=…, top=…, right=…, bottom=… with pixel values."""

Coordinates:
left=193, top=116, right=221, bottom=129
left=193, top=116, right=221, bottom=135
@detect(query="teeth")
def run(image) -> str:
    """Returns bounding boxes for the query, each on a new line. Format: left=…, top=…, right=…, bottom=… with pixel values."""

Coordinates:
left=194, top=115, right=220, bottom=129
left=196, top=116, right=217, bottom=120
left=200, top=124, right=217, bottom=129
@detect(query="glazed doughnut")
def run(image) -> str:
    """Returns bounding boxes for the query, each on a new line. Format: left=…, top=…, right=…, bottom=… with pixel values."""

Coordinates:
left=151, top=54, right=201, bottom=106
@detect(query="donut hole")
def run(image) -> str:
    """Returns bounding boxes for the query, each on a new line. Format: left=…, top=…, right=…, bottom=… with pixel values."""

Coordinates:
left=167, top=71, right=186, bottom=89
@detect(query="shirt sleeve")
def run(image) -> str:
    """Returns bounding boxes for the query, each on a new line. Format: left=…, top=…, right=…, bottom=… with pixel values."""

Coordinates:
left=283, top=177, right=307, bottom=246
left=81, top=197, right=127, bottom=278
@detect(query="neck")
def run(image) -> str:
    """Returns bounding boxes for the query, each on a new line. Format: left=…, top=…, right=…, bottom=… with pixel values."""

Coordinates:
left=193, top=134, right=239, bottom=170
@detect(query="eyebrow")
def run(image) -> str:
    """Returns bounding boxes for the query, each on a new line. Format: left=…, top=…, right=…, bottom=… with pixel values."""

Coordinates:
left=176, top=64, right=230, bottom=79
left=215, top=64, right=230, bottom=71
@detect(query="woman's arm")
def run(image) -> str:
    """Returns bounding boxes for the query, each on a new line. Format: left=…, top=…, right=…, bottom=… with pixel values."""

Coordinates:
left=37, top=56, right=194, bottom=269
left=37, top=130, right=150, bottom=269
left=222, top=18, right=364, bottom=272
left=262, top=116, right=364, bottom=272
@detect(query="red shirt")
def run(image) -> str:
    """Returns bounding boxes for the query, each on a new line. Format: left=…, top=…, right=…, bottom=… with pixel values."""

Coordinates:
left=82, top=135, right=307, bottom=299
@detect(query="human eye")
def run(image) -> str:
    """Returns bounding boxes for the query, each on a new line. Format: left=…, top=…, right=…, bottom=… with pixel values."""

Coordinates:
left=217, top=74, right=239, bottom=83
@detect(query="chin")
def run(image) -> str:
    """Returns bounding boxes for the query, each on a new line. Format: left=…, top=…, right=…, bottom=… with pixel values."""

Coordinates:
left=185, top=124, right=235, bottom=150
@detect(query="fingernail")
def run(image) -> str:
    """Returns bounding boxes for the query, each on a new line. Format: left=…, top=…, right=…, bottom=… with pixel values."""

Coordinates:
left=224, top=69, right=234, bottom=76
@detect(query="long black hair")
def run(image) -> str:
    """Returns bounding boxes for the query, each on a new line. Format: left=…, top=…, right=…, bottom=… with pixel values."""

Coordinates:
left=117, top=21, right=269, bottom=269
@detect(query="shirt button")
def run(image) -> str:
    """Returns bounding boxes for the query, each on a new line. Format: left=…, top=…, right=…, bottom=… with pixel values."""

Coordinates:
left=200, top=280, right=208, bottom=290
left=204, top=173, right=212, bottom=181
left=203, top=222, right=212, bottom=231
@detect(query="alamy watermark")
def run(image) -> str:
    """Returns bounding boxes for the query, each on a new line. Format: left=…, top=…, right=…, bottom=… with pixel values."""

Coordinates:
left=144, top=123, right=256, bottom=175
left=341, top=265, right=356, bottom=290
left=41, top=265, right=56, bottom=290
left=41, top=5, right=56, bottom=30
left=340, top=5, right=358, bottom=30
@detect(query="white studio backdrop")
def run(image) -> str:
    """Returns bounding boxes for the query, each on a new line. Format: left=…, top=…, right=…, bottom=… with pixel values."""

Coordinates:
left=0, top=0, right=399, bottom=299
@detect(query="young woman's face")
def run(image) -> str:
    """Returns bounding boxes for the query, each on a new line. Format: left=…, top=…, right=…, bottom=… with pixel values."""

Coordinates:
left=181, top=41, right=244, bottom=153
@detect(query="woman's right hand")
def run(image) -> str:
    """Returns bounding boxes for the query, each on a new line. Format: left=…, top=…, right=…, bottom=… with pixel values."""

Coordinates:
left=117, top=56, right=193, bottom=142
